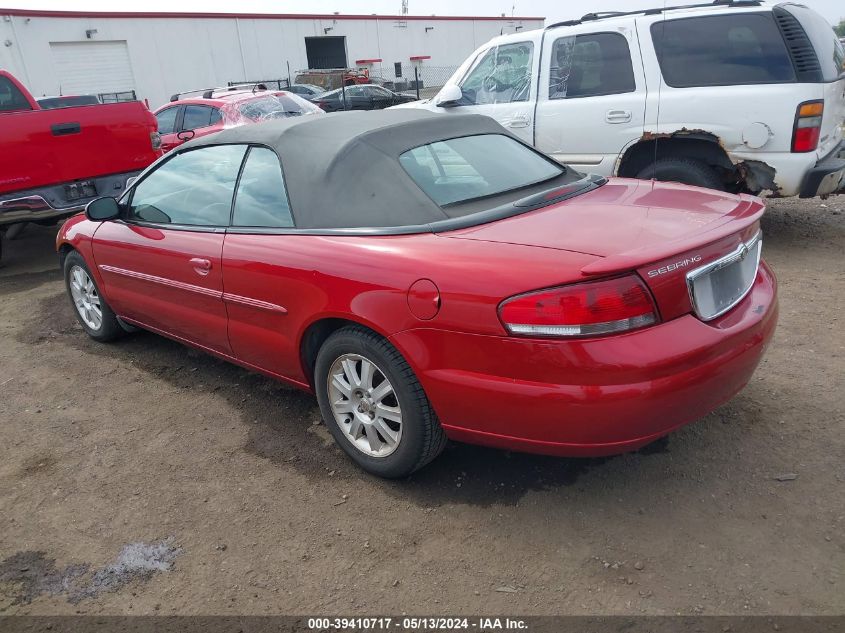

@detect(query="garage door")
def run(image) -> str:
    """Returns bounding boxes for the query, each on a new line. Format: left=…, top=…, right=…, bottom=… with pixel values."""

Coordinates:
left=49, top=40, right=136, bottom=95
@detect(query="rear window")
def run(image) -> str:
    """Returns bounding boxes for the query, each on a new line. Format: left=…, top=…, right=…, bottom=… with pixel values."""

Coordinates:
left=0, top=76, right=32, bottom=112
left=37, top=95, right=100, bottom=109
left=399, top=134, right=563, bottom=207
left=238, top=94, right=320, bottom=120
left=651, top=13, right=796, bottom=87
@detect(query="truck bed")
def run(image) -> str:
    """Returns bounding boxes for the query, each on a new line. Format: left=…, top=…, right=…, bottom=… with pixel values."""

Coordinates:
left=0, top=101, right=159, bottom=199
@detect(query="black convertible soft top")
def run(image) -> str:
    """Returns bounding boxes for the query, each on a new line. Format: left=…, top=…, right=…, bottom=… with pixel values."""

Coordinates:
left=180, top=109, right=589, bottom=231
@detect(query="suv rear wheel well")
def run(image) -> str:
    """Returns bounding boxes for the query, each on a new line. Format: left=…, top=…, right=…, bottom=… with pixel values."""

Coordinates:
left=617, top=136, right=741, bottom=190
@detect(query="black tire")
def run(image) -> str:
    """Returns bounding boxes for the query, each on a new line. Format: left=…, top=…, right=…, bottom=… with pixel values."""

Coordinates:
left=5, top=222, right=26, bottom=241
left=314, top=326, right=447, bottom=478
left=636, top=157, right=724, bottom=191
left=63, top=250, right=124, bottom=342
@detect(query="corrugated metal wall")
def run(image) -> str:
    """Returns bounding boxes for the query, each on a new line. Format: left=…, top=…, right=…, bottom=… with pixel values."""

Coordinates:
left=0, top=13, right=544, bottom=109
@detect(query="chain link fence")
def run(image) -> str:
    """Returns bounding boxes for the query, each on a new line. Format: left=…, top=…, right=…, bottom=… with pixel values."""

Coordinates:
left=368, top=63, right=459, bottom=99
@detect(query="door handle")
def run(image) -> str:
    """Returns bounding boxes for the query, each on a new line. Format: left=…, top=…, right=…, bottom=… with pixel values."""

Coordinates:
left=605, top=109, right=632, bottom=124
left=189, top=258, right=212, bottom=275
left=51, top=122, right=81, bottom=136
left=507, top=114, right=531, bottom=128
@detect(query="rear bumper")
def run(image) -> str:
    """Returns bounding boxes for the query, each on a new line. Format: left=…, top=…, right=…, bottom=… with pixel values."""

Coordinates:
left=0, top=195, right=84, bottom=227
left=799, top=141, right=845, bottom=198
left=0, top=171, right=140, bottom=227
left=390, top=261, right=778, bottom=457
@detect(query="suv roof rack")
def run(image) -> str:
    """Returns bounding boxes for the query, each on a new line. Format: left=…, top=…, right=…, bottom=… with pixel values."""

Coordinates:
left=547, top=0, right=762, bottom=29
left=169, top=82, right=268, bottom=102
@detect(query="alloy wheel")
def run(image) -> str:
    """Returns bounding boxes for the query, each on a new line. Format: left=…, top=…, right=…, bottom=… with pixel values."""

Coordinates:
left=327, top=353, right=403, bottom=457
left=68, top=265, right=103, bottom=331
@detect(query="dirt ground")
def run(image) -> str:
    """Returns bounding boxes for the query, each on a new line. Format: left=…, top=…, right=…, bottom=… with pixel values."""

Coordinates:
left=0, top=196, right=843, bottom=617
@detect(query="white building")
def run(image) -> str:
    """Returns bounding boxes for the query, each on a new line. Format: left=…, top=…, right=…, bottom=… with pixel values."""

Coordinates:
left=0, top=8, right=544, bottom=109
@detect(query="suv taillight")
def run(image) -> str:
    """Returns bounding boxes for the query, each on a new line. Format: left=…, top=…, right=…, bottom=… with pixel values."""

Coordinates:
left=498, top=275, right=658, bottom=338
left=150, top=131, right=162, bottom=151
left=792, top=100, right=823, bottom=153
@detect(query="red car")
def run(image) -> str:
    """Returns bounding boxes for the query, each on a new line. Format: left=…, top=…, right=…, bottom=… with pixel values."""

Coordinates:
left=153, top=85, right=322, bottom=153
left=1, top=70, right=161, bottom=259
left=56, top=110, right=778, bottom=478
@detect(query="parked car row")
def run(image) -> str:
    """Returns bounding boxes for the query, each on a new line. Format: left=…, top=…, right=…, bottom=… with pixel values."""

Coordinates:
left=154, top=85, right=323, bottom=152
left=151, top=82, right=421, bottom=153
left=397, top=1, right=845, bottom=199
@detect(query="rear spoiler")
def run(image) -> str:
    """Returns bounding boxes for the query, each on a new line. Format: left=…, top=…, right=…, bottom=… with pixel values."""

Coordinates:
left=581, top=194, right=766, bottom=276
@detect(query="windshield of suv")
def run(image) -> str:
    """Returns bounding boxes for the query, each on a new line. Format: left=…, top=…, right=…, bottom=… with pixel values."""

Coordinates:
left=399, top=134, right=563, bottom=207
left=457, top=42, right=534, bottom=105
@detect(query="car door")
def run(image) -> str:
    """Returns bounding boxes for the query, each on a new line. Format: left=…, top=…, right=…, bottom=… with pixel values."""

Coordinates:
left=339, top=86, right=369, bottom=110
left=221, top=146, right=303, bottom=379
left=155, top=105, right=182, bottom=153
left=438, top=37, right=541, bottom=144
left=534, top=26, right=647, bottom=175
left=92, top=144, right=247, bottom=354
left=365, top=85, right=394, bottom=110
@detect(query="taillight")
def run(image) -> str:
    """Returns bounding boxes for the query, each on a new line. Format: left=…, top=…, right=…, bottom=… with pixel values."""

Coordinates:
left=150, top=131, right=162, bottom=151
left=498, top=275, right=658, bottom=338
left=792, top=100, right=823, bottom=153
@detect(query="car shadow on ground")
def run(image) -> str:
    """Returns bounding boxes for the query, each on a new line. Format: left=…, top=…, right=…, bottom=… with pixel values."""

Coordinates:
left=17, top=285, right=686, bottom=509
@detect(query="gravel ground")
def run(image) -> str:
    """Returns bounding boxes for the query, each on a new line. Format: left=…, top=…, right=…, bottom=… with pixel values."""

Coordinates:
left=0, top=196, right=842, bottom=616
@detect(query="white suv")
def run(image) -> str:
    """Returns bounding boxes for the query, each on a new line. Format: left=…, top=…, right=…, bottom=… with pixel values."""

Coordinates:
left=398, top=1, right=845, bottom=198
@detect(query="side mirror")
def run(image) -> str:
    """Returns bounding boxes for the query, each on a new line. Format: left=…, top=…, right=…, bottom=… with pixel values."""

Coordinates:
left=85, top=196, right=121, bottom=222
left=176, top=129, right=195, bottom=141
left=435, top=84, right=463, bottom=108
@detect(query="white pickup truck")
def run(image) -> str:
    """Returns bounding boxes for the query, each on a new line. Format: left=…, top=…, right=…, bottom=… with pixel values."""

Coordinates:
left=398, top=1, right=845, bottom=198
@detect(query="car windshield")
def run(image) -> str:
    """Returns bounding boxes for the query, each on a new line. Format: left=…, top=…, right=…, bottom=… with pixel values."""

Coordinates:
left=399, top=134, right=563, bottom=206
left=237, top=94, right=318, bottom=121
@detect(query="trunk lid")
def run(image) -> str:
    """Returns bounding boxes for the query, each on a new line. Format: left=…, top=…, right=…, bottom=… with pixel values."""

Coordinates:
left=443, top=178, right=766, bottom=321
left=444, top=178, right=762, bottom=260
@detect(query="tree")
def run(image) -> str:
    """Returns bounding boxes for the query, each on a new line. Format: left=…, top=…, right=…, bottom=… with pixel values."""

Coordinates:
left=836, top=18, right=845, bottom=37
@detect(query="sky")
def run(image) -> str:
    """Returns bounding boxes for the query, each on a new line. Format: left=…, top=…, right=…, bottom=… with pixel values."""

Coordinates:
left=4, top=0, right=843, bottom=25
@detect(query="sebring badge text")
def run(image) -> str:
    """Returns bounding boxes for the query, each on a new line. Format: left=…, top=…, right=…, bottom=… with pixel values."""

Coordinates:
left=647, top=255, right=702, bottom=278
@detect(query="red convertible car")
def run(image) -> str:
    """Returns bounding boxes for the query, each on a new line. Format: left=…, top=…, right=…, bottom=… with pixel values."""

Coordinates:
left=57, top=110, right=778, bottom=478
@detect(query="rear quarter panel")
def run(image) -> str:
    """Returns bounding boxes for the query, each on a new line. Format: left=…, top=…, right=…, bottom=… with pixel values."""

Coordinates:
left=221, top=231, right=598, bottom=384
left=820, top=77, right=845, bottom=157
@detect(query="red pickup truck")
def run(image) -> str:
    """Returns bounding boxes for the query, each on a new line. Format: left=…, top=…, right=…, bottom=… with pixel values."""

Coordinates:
left=0, top=70, right=162, bottom=257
